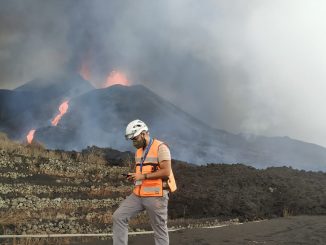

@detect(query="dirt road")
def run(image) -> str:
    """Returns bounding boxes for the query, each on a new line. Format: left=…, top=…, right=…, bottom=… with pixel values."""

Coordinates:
left=82, top=215, right=326, bottom=245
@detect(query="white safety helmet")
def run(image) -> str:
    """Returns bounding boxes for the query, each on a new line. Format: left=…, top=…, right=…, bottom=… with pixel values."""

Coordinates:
left=125, top=119, right=149, bottom=140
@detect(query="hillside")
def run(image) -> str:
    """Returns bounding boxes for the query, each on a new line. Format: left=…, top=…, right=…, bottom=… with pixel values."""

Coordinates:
left=34, top=84, right=326, bottom=171
left=0, top=73, right=93, bottom=139
left=1, top=80, right=326, bottom=170
left=1, top=133, right=326, bottom=237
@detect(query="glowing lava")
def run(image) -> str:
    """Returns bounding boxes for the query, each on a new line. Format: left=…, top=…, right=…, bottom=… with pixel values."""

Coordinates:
left=26, top=100, right=69, bottom=144
left=79, top=60, right=91, bottom=81
left=51, top=100, right=69, bottom=126
left=102, top=70, right=129, bottom=88
left=27, top=129, right=36, bottom=144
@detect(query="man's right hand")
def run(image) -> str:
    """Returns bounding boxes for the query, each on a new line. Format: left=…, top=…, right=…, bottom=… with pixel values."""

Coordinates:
left=121, top=173, right=134, bottom=181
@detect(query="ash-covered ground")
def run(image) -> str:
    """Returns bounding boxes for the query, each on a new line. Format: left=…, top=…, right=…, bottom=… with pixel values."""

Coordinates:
left=1, top=133, right=326, bottom=245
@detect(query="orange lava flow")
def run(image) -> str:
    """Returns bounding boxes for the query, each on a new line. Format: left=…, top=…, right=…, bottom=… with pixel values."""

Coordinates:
left=102, top=70, right=129, bottom=88
left=27, top=129, right=36, bottom=144
left=79, top=61, right=91, bottom=81
left=51, top=100, right=69, bottom=126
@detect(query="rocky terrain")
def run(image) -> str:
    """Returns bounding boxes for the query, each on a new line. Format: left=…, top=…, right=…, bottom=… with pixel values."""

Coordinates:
left=1, top=131, right=326, bottom=240
left=0, top=133, right=134, bottom=235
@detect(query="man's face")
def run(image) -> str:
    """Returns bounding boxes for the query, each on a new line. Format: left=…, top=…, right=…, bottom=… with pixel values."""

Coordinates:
left=132, top=133, right=145, bottom=149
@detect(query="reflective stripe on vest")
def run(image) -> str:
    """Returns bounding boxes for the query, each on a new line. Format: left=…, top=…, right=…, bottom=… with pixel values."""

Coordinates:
left=143, top=186, right=161, bottom=193
left=135, top=157, right=158, bottom=163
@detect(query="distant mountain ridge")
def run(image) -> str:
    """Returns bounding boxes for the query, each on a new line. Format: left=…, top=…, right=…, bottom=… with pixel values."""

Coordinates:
left=0, top=77, right=325, bottom=170
left=33, top=84, right=326, bottom=171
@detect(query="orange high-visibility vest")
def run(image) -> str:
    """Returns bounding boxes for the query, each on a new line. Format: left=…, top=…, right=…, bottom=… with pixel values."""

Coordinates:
left=133, top=139, right=177, bottom=197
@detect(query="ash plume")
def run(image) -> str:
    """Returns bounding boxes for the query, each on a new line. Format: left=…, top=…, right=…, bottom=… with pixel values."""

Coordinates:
left=0, top=0, right=326, bottom=151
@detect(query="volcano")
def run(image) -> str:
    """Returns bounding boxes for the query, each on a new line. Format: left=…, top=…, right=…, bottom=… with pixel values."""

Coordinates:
left=0, top=73, right=93, bottom=139
left=33, top=84, right=326, bottom=171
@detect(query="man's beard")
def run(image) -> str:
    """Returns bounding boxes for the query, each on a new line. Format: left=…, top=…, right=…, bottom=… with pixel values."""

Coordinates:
left=133, top=138, right=146, bottom=149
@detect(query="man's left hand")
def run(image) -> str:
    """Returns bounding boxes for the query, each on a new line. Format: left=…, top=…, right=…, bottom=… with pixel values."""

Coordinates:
left=130, top=172, right=145, bottom=181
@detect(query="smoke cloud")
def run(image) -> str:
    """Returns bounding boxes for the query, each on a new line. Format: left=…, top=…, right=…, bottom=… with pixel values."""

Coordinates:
left=1, top=0, right=326, bottom=147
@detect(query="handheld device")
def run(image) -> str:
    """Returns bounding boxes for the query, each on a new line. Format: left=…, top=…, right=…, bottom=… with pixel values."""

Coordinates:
left=121, top=173, right=131, bottom=177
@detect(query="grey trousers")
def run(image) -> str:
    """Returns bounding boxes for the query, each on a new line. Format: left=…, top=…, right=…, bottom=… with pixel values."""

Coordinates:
left=112, top=193, right=169, bottom=245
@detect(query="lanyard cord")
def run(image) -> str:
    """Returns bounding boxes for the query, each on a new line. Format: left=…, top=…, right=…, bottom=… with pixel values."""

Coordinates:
left=140, top=138, right=154, bottom=173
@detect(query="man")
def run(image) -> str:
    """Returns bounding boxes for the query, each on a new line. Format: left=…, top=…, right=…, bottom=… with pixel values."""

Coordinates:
left=112, top=119, right=177, bottom=245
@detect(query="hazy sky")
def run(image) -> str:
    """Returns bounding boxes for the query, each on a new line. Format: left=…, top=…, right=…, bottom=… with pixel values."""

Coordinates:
left=1, top=0, right=326, bottom=147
